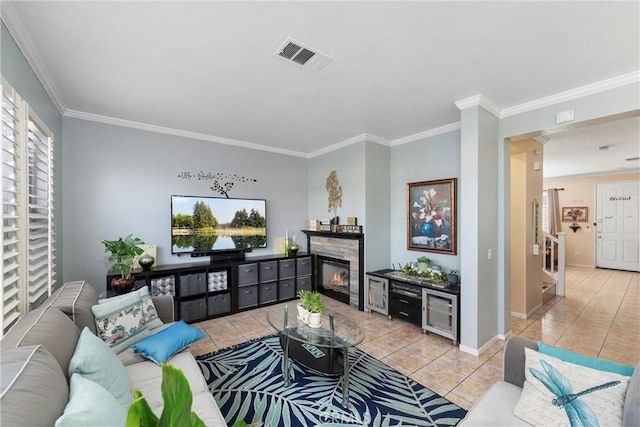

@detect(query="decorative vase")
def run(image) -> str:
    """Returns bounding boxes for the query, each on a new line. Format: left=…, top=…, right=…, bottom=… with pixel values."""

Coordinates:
left=308, top=312, right=322, bottom=328
left=447, top=274, right=459, bottom=284
left=111, top=277, right=135, bottom=295
left=290, top=242, right=300, bottom=255
left=296, top=304, right=309, bottom=324
left=138, top=254, right=154, bottom=271
left=417, top=262, right=428, bottom=272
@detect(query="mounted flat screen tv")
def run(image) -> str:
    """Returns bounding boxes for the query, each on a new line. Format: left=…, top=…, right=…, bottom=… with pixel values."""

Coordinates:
left=171, top=195, right=267, bottom=255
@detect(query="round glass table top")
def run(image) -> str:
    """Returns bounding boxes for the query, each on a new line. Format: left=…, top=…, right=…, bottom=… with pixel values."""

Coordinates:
left=267, top=304, right=365, bottom=349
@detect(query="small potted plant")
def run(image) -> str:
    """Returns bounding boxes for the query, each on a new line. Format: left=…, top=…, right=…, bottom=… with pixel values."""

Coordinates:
left=447, top=269, right=459, bottom=284
left=102, top=234, right=145, bottom=295
left=296, top=290, right=311, bottom=324
left=417, top=256, right=431, bottom=272
left=306, top=291, right=326, bottom=328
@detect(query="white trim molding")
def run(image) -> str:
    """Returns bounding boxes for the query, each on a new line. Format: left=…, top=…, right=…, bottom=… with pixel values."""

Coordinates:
left=455, top=94, right=501, bottom=118
left=64, top=109, right=309, bottom=158
left=390, top=122, right=461, bottom=146
left=1, top=4, right=66, bottom=115
left=307, top=133, right=390, bottom=158
left=459, top=335, right=502, bottom=356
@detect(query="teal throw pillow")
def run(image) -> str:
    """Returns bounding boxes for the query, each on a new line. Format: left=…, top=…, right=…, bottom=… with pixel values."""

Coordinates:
left=55, top=374, right=127, bottom=427
left=131, top=321, right=205, bottom=365
left=92, top=292, right=150, bottom=354
left=537, top=341, right=634, bottom=376
left=68, top=328, right=132, bottom=408
left=99, top=286, right=163, bottom=330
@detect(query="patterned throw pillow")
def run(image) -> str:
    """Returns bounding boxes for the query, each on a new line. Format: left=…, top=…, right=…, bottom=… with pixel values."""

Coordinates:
left=92, top=292, right=150, bottom=354
left=99, top=286, right=163, bottom=330
left=513, top=348, right=630, bottom=426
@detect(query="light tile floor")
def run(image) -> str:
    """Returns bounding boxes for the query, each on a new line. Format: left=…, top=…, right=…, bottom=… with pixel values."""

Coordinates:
left=190, top=266, right=639, bottom=410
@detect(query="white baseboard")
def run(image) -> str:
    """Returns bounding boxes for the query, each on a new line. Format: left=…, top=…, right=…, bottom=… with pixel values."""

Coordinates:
left=566, top=263, right=595, bottom=268
left=498, top=331, right=512, bottom=341
left=459, top=335, right=501, bottom=356
left=511, top=311, right=526, bottom=319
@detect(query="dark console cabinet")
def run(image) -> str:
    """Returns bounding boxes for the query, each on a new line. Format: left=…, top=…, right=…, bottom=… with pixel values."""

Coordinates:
left=107, top=253, right=314, bottom=323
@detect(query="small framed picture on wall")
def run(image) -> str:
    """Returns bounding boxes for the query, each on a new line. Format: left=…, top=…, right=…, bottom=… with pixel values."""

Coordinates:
left=561, top=206, right=588, bottom=222
left=407, top=178, right=456, bottom=255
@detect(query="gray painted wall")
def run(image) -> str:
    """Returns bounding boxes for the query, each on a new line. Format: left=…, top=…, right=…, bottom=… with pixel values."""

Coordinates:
left=62, top=117, right=308, bottom=295
left=308, top=142, right=367, bottom=225
left=1, top=22, right=64, bottom=288
left=364, top=142, right=391, bottom=272
left=390, top=131, right=461, bottom=272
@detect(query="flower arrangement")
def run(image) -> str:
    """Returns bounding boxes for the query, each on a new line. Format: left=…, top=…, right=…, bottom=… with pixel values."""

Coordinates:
left=566, top=208, right=584, bottom=221
left=412, top=187, right=450, bottom=239
left=402, top=263, right=448, bottom=281
left=326, top=170, right=343, bottom=221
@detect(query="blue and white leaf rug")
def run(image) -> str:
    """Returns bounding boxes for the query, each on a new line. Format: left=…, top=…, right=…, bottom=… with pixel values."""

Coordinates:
left=196, top=334, right=467, bottom=426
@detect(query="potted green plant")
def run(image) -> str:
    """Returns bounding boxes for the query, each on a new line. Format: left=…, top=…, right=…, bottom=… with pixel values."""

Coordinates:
left=296, top=290, right=311, bottom=324
left=447, top=269, right=459, bottom=284
left=306, top=291, right=325, bottom=328
left=102, top=234, right=145, bottom=294
left=417, top=256, right=431, bottom=272
left=127, top=363, right=204, bottom=427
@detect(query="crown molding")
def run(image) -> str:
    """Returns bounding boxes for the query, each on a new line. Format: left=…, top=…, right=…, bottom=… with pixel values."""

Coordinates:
left=501, top=71, right=640, bottom=118
left=1, top=4, right=66, bottom=115
left=454, top=94, right=501, bottom=118
left=64, top=109, right=308, bottom=158
left=307, top=133, right=390, bottom=158
left=390, top=122, right=461, bottom=146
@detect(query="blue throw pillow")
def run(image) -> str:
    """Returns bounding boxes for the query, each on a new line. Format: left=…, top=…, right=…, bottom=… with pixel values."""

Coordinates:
left=537, top=341, right=634, bottom=376
left=131, top=321, right=205, bottom=365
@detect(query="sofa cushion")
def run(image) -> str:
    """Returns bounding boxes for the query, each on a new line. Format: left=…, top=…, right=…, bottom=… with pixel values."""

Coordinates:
left=131, top=321, right=205, bottom=365
left=1, top=345, right=69, bottom=427
left=125, top=352, right=223, bottom=424
left=117, top=322, right=176, bottom=366
left=47, top=281, right=99, bottom=333
left=68, top=328, right=132, bottom=408
left=1, top=304, right=80, bottom=378
left=623, top=363, right=640, bottom=427
left=459, top=381, right=529, bottom=426
left=92, top=291, right=150, bottom=354
left=514, top=348, right=630, bottom=427
left=538, top=341, right=634, bottom=376
left=55, top=374, right=127, bottom=427
left=99, top=286, right=163, bottom=330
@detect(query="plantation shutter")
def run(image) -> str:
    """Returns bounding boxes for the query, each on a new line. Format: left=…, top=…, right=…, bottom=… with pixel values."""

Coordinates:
left=1, top=82, right=26, bottom=333
left=27, top=114, right=55, bottom=308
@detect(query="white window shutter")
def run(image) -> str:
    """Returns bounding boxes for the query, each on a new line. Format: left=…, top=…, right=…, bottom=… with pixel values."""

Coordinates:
left=1, top=79, right=56, bottom=336
left=26, top=114, right=55, bottom=308
left=1, top=82, right=26, bottom=333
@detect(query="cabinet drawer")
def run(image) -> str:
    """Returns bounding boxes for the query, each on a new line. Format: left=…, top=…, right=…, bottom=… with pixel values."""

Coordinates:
left=278, top=279, right=296, bottom=300
left=296, top=257, right=313, bottom=276
left=180, top=272, right=206, bottom=296
left=237, top=285, right=258, bottom=309
left=296, top=275, right=313, bottom=293
left=238, top=263, right=258, bottom=286
left=207, top=293, right=231, bottom=316
left=180, top=297, right=206, bottom=323
left=279, top=259, right=295, bottom=279
left=389, top=295, right=421, bottom=325
left=259, top=283, right=277, bottom=304
left=260, top=261, right=278, bottom=283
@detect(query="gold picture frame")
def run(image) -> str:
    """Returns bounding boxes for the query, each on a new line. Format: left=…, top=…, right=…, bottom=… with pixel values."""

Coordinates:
left=562, top=206, right=588, bottom=222
left=407, top=178, right=456, bottom=254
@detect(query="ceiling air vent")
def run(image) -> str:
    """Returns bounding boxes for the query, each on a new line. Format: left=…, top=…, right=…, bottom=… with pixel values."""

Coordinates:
left=274, top=37, right=332, bottom=73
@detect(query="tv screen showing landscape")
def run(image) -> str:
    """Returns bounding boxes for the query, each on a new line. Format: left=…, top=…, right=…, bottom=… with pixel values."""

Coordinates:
left=171, top=195, right=267, bottom=254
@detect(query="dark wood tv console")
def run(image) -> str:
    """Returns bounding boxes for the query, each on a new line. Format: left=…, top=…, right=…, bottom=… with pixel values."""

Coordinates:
left=106, top=253, right=314, bottom=323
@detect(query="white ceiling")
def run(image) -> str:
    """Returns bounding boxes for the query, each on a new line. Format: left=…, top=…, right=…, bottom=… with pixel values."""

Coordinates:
left=3, top=1, right=639, bottom=174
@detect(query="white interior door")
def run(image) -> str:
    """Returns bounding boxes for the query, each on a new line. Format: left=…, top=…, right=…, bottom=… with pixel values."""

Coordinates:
left=596, top=180, right=640, bottom=271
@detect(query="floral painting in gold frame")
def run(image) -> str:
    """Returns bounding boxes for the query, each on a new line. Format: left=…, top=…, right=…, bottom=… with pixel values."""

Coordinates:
left=407, top=178, right=456, bottom=254
left=562, top=207, right=588, bottom=222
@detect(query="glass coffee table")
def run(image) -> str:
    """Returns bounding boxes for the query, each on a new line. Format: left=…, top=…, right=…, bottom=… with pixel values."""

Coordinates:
left=266, top=304, right=365, bottom=406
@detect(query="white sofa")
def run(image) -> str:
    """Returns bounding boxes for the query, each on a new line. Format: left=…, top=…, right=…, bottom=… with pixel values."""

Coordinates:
left=0, top=281, right=226, bottom=426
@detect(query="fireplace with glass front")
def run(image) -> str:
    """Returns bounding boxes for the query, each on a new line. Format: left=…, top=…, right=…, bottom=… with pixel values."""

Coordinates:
left=316, top=255, right=351, bottom=305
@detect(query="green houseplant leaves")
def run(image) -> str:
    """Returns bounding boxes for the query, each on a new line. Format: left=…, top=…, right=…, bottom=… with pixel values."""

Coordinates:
left=102, top=234, right=145, bottom=280
left=126, top=363, right=205, bottom=427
